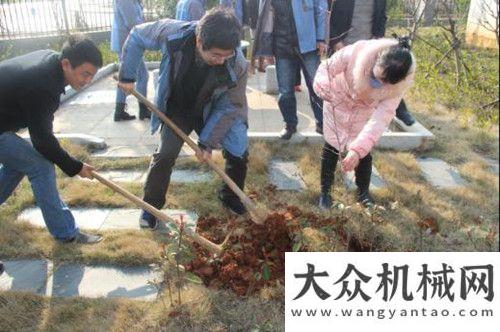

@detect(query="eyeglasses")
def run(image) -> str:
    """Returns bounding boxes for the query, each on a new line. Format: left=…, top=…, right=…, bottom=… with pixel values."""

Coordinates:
left=205, top=49, right=235, bottom=62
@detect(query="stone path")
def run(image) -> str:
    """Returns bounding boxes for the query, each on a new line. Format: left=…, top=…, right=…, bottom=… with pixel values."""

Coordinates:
left=416, top=158, right=468, bottom=189
left=18, top=208, right=198, bottom=232
left=0, top=259, right=160, bottom=301
left=86, top=169, right=212, bottom=184
left=269, top=160, right=306, bottom=191
left=20, top=67, right=434, bottom=159
left=343, top=166, right=387, bottom=191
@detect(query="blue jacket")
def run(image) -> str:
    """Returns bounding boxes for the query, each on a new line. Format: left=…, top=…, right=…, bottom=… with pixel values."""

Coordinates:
left=118, top=20, right=249, bottom=157
left=253, top=0, right=327, bottom=56
left=176, top=0, right=206, bottom=21
left=111, top=0, right=144, bottom=53
left=219, top=0, right=244, bottom=23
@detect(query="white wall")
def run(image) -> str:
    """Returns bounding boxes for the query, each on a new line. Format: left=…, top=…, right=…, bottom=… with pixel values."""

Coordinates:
left=466, top=0, right=499, bottom=48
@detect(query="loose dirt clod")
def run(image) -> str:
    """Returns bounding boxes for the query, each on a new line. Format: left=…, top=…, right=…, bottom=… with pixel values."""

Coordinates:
left=186, top=205, right=353, bottom=296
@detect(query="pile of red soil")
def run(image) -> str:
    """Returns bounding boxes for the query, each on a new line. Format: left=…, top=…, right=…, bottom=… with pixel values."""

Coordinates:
left=186, top=205, right=346, bottom=296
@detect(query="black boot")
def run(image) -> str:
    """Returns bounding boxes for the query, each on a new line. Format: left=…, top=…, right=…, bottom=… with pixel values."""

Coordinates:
left=318, top=192, right=333, bottom=210
left=355, top=153, right=375, bottom=207
left=316, top=122, right=323, bottom=135
left=139, top=103, right=151, bottom=120
left=357, top=190, right=374, bottom=207
left=219, top=150, right=248, bottom=215
left=395, top=100, right=415, bottom=126
left=279, top=124, right=297, bottom=140
left=319, top=143, right=338, bottom=210
left=114, top=103, right=136, bottom=122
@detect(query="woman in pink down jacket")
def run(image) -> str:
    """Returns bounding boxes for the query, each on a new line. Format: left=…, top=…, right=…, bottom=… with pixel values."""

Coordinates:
left=313, top=37, right=416, bottom=209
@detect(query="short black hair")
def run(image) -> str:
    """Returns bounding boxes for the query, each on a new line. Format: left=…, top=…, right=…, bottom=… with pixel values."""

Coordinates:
left=377, top=42, right=413, bottom=85
left=61, top=35, right=103, bottom=68
left=196, top=7, right=241, bottom=51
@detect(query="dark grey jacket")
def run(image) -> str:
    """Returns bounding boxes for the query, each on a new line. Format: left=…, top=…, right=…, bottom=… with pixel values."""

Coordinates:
left=329, top=0, right=387, bottom=46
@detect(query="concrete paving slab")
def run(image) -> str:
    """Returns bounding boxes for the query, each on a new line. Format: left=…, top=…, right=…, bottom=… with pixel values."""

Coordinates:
left=85, top=169, right=212, bottom=186
left=269, top=160, right=306, bottom=191
left=98, top=208, right=198, bottom=231
left=51, top=264, right=160, bottom=300
left=0, top=260, right=49, bottom=295
left=93, top=170, right=147, bottom=183
left=18, top=208, right=111, bottom=230
left=343, top=167, right=387, bottom=190
left=21, top=133, right=107, bottom=152
left=92, top=144, right=157, bottom=158
left=18, top=207, right=198, bottom=232
left=484, top=157, right=499, bottom=175
left=416, top=158, right=468, bottom=188
left=68, top=90, right=134, bottom=105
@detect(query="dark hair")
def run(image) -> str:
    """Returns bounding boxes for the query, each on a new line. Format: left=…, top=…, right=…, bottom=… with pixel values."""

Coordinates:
left=377, top=36, right=413, bottom=85
left=61, top=35, right=103, bottom=68
left=196, top=7, right=241, bottom=51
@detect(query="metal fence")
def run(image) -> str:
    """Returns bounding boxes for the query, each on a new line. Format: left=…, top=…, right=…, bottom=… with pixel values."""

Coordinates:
left=0, top=0, right=167, bottom=40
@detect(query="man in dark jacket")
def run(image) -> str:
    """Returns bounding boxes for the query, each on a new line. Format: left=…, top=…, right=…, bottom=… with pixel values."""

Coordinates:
left=0, top=36, right=103, bottom=244
left=118, top=8, right=249, bottom=229
left=328, top=0, right=416, bottom=126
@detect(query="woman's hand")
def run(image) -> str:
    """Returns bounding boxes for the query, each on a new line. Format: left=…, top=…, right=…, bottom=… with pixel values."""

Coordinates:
left=341, top=150, right=361, bottom=172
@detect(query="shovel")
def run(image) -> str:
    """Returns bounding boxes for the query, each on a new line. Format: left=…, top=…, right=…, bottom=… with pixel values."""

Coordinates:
left=90, top=171, right=223, bottom=255
left=116, top=80, right=267, bottom=225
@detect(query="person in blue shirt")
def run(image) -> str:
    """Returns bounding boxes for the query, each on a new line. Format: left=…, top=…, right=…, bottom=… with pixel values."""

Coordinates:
left=176, top=0, right=244, bottom=23
left=253, top=0, right=328, bottom=140
left=176, top=0, right=206, bottom=21
left=111, top=0, right=149, bottom=121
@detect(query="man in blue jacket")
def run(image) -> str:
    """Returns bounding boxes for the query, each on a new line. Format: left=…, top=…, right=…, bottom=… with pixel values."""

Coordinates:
left=118, top=8, right=249, bottom=229
left=253, top=0, right=328, bottom=139
left=111, top=0, right=149, bottom=121
left=176, top=0, right=244, bottom=23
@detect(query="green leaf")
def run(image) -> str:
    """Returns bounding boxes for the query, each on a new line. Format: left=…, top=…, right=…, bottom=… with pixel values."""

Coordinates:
left=184, top=272, right=203, bottom=284
left=292, top=241, right=302, bottom=252
left=262, top=263, right=271, bottom=281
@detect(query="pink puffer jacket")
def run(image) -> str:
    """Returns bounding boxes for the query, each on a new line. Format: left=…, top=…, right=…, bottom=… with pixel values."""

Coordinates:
left=313, top=39, right=415, bottom=158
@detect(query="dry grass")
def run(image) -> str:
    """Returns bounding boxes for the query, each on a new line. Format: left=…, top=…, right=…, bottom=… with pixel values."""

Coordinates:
left=1, top=98, right=498, bottom=329
left=0, top=287, right=284, bottom=331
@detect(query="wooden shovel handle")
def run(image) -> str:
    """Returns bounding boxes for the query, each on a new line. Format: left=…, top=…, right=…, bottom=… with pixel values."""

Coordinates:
left=90, top=171, right=222, bottom=255
left=123, top=86, right=262, bottom=224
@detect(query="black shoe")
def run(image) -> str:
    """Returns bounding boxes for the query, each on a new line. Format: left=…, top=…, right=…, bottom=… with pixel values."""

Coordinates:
left=65, top=232, right=103, bottom=244
left=138, top=103, right=151, bottom=120
left=279, top=124, right=297, bottom=140
left=318, top=192, right=332, bottom=210
left=395, top=101, right=415, bottom=126
left=357, top=190, right=375, bottom=207
left=316, top=123, right=323, bottom=135
left=114, top=103, right=136, bottom=122
left=0, top=261, right=4, bottom=276
left=218, top=192, right=247, bottom=215
left=139, top=210, right=158, bottom=230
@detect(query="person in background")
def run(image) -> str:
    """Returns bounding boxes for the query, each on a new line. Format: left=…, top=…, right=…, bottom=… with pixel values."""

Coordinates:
left=328, top=0, right=416, bottom=126
left=314, top=37, right=416, bottom=209
left=176, top=0, right=206, bottom=21
left=111, top=0, right=149, bottom=121
left=253, top=0, right=328, bottom=140
left=220, top=0, right=244, bottom=24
